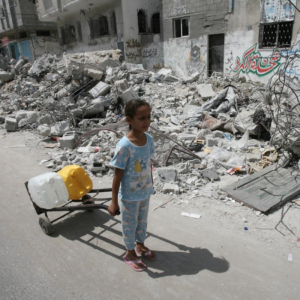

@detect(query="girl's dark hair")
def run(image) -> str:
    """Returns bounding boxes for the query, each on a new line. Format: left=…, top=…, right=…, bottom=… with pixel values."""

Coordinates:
left=125, top=99, right=151, bottom=130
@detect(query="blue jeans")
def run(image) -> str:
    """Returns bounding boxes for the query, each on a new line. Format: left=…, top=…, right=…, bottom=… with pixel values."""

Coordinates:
left=120, top=197, right=150, bottom=250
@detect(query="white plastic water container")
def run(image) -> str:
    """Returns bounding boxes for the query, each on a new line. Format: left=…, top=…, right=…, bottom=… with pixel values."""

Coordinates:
left=28, top=172, right=69, bottom=209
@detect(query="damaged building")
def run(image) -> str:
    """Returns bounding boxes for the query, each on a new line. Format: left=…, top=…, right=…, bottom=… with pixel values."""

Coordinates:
left=0, top=0, right=60, bottom=61
left=36, top=0, right=300, bottom=84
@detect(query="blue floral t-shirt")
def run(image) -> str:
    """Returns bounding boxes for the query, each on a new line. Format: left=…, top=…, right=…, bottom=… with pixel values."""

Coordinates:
left=110, top=133, right=155, bottom=201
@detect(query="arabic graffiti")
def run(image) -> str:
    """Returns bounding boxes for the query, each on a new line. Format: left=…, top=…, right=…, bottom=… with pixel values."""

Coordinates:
left=142, top=48, right=158, bottom=58
left=126, top=49, right=142, bottom=61
left=126, top=39, right=141, bottom=48
left=233, top=43, right=281, bottom=77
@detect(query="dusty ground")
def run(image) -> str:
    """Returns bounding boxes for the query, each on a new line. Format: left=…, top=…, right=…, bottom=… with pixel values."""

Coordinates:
left=0, top=129, right=299, bottom=300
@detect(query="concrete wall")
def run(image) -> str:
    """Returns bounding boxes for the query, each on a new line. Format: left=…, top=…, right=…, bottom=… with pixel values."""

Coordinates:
left=139, top=0, right=230, bottom=78
left=55, top=0, right=123, bottom=54
left=31, top=36, right=61, bottom=58
left=122, top=0, right=162, bottom=63
left=225, top=0, right=300, bottom=84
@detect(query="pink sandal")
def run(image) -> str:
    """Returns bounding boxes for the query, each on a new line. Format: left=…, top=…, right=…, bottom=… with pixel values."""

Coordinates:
left=135, top=247, right=156, bottom=261
left=123, top=257, right=147, bottom=272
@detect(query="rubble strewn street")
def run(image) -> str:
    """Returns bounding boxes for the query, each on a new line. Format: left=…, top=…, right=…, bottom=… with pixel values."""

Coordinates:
left=1, top=51, right=300, bottom=209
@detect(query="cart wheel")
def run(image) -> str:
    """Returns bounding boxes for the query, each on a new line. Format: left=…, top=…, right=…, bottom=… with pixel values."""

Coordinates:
left=39, top=216, right=54, bottom=235
left=82, top=195, right=95, bottom=212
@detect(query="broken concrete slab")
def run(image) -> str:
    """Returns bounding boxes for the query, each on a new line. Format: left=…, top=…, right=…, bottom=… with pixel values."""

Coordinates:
left=83, top=68, right=103, bottom=80
left=89, top=82, right=111, bottom=98
left=115, top=79, right=129, bottom=91
left=84, top=99, right=104, bottom=117
left=163, top=183, right=179, bottom=194
left=196, top=84, right=216, bottom=100
left=222, top=165, right=300, bottom=213
left=50, top=120, right=70, bottom=137
left=16, top=111, right=38, bottom=123
left=158, top=168, right=177, bottom=183
left=184, top=72, right=200, bottom=84
left=63, top=50, right=121, bottom=75
left=157, top=68, right=172, bottom=77
left=201, top=169, right=220, bottom=181
left=164, top=75, right=180, bottom=82
left=37, top=125, right=51, bottom=137
left=0, top=71, right=15, bottom=82
left=119, top=87, right=140, bottom=103
left=5, top=117, right=18, bottom=132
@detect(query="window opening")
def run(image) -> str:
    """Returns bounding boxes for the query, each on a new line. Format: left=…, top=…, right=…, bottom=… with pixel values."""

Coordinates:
left=151, top=12, right=160, bottom=34
left=90, top=16, right=109, bottom=38
left=138, top=9, right=147, bottom=34
left=259, top=21, right=293, bottom=48
left=174, top=17, right=189, bottom=38
left=19, top=31, right=27, bottom=39
left=36, top=30, right=51, bottom=36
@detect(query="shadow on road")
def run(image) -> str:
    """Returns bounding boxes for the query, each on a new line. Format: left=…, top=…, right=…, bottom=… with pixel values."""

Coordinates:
left=51, top=210, right=230, bottom=277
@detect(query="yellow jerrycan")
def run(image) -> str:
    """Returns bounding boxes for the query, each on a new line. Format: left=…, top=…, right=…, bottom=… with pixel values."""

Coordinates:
left=57, top=165, right=93, bottom=200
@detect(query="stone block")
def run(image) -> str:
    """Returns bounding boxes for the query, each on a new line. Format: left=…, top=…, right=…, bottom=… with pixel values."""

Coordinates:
left=201, top=169, right=220, bottom=181
left=115, top=79, right=129, bottom=91
left=184, top=72, right=200, bottom=83
left=51, top=120, right=70, bottom=136
left=164, top=75, right=179, bottom=82
left=0, top=71, right=14, bottom=82
left=158, top=168, right=177, bottom=183
left=214, top=130, right=224, bottom=138
left=59, top=131, right=79, bottom=149
left=5, top=117, right=18, bottom=132
left=163, top=183, right=179, bottom=194
left=83, top=68, right=103, bottom=80
left=157, top=68, right=172, bottom=77
left=89, top=82, right=111, bottom=98
left=205, top=135, right=218, bottom=147
left=37, top=124, right=51, bottom=137
left=119, top=87, right=140, bottom=103
left=196, top=84, right=216, bottom=100
left=84, top=98, right=104, bottom=117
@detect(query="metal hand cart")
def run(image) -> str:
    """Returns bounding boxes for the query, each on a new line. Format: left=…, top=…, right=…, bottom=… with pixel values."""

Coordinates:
left=25, top=182, right=119, bottom=236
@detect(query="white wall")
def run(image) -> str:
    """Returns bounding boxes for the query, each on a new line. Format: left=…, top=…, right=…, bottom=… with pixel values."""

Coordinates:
left=55, top=0, right=123, bottom=54
left=122, top=0, right=161, bottom=63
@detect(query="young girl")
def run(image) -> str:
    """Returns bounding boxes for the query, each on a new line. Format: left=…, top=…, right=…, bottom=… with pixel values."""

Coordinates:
left=108, top=99, right=156, bottom=272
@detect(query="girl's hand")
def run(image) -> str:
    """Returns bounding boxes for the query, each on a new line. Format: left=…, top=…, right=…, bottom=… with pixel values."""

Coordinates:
left=108, top=202, right=120, bottom=216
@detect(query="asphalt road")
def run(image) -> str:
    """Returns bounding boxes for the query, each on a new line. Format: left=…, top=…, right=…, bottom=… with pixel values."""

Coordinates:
left=0, top=129, right=298, bottom=300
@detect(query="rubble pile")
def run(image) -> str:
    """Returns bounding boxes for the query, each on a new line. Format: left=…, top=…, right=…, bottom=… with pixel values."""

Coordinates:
left=1, top=50, right=299, bottom=203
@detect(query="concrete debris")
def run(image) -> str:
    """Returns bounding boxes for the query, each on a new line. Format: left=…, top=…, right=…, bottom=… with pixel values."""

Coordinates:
left=1, top=50, right=298, bottom=212
left=89, top=82, right=111, bottom=98
left=163, top=183, right=180, bottom=194
left=196, top=83, right=216, bottom=100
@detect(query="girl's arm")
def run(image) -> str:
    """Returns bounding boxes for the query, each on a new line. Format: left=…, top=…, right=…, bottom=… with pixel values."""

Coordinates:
left=108, top=168, right=124, bottom=216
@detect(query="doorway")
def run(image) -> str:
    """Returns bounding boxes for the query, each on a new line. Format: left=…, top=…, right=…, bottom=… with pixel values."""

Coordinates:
left=9, top=43, right=20, bottom=60
left=208, top=34, right=224, bottom=76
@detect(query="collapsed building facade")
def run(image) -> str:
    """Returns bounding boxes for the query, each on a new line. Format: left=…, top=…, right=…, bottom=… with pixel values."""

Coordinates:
left=36, top=0, right=300, bottom=84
